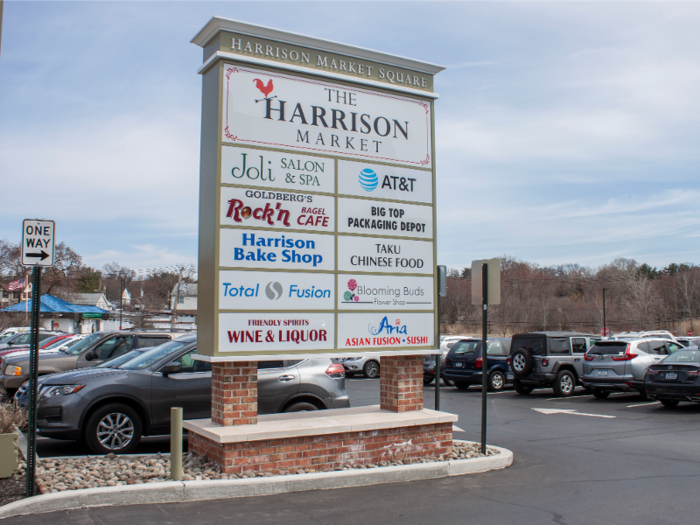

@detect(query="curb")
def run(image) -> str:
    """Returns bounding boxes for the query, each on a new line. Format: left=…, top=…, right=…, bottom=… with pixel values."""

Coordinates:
left=0, top=441, right=513, bottom=519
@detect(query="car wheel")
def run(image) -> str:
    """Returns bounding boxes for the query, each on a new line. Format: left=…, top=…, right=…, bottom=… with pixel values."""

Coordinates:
left=283, top=402, right=319, bottom=412
left=511, top=349, right=533, bottom=377
left=513, top=379, right=533, bottom=395
left=423, top=376, right=434, bottom=385
left=489, top=371, right=505, bottom=392
left=455, top=382, right=470, bottom=391
left=363, top=360, right=380, bottom=379
left=442, top=377, right=454, bottom=387
left=553, top=371, right=576, bottom=397
left=85, top=403, right=142, bottom=455
left=592, top=390, right=610, bottom=399
left=661, top=399, right=679, bottom=408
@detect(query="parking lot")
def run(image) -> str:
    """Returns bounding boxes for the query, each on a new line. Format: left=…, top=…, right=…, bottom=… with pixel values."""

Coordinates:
left=23, top=376, right=700, bottom=524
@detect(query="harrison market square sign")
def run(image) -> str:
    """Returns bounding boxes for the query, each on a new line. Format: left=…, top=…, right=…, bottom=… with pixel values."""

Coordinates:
left=193, top=18, right=444, bottom=361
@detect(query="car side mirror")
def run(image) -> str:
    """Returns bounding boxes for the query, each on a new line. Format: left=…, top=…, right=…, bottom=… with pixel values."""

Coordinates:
left=161, top=361, right=181, bottom=376
left=84, top=350, right=96, bottom=361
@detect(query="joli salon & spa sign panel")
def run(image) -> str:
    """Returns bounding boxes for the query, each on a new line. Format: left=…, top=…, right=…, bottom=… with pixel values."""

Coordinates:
left=193, top=17, right=444, bottom=360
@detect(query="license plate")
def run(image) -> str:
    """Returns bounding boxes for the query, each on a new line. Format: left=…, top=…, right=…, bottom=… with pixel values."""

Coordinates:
left=597, top=369, right=608, bottom=376
left=455, top=362, right=463, bottom=368
left=666, top=372, right=677, bottom=380
left=506, top=373, right=514, bottom=380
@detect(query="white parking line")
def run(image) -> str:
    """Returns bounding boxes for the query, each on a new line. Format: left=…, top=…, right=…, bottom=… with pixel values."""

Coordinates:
left=487, top=391, right=512, bottom=395
left=626, top=401, right=661, bottom=408
left=452, top=425, right=466, bottom=432
left=546, top=395, right=593, bottom=401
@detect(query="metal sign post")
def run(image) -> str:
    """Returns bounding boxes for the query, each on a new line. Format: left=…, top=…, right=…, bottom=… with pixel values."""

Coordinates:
left=21, top=219, right=55, bottom=497
left=472, top=258, right=501, bottom=456
left=25, top=267, right=41, bottom=497
left=480, top=264, right=488, bottom=455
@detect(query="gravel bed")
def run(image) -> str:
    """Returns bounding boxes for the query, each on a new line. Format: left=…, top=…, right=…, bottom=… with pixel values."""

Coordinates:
left=34, top=442, right=500, bottom=494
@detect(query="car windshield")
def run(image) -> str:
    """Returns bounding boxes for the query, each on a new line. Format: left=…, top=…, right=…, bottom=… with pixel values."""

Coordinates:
left=0, top=333, right=17, bottom=342
left=119, top=340, right=189, bottom=370
left=96, top=349, right=145, bottom=368
left=661, top=351, right=700, bottom=364
left=62, top=333, right=104, bottom=355
left=452, top=341, right=481, bottom=355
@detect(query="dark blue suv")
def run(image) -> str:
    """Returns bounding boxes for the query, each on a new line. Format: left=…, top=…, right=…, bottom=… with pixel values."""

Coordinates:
left=443, top=338, right=513, bottom=391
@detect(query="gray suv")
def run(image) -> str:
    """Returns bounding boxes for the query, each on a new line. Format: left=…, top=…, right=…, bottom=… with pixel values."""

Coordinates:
left=0, top=330, right=187, bottom=397
left=582, top=338, right=683, bottom=399
left=20, top=336, right=350, bottom=454
left=510, top=331, right=600, bottom=397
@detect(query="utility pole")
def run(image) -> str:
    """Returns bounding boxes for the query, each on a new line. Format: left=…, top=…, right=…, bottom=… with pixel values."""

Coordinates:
left=171, top=268, right=184, bottom=332
left=119, top=271, right=126, bottom=330
left=0, top=1, right=5, bottom=59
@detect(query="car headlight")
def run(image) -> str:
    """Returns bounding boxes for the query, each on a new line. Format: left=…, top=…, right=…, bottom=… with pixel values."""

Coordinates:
left=40, top=385, right=85, bottom=399
left=6, top=366, right=22, bottom=376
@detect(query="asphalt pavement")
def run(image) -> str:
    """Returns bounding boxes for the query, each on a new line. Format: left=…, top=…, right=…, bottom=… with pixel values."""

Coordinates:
left=15, top=377, right=700, bottom=524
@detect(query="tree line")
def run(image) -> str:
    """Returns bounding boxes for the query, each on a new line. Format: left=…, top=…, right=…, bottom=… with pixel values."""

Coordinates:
left=0, top=239, right=196, bottom=314
left=442, top=256, right=700, bottom=336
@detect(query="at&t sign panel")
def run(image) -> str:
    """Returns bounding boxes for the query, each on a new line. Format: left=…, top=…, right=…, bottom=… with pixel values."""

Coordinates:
left=193, top=17, right=444, bottom=360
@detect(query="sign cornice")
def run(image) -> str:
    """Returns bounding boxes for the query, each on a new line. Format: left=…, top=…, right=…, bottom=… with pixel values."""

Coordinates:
left=192, top=16, right=445, bottom=77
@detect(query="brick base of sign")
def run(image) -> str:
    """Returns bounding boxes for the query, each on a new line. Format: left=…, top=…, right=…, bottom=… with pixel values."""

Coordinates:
left=187, top=422, right=453, bottom=475
left=380, top=355, right=424, bottom=412
left=211, top=362, right=258, bottom=426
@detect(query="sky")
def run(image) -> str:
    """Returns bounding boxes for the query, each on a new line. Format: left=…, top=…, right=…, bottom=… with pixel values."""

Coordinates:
left=1, top=1, right=699, bottom=275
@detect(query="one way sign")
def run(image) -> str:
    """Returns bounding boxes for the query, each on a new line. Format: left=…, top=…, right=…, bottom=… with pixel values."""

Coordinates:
left=21, top=219, right=55, bottom=267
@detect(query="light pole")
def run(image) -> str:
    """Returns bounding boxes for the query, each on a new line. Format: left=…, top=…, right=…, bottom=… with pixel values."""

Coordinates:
left=603, top=288, right=608, bottom=337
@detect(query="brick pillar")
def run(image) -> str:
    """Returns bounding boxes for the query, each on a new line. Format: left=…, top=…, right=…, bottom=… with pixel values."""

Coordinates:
left=211, top=362, right=257, bottom=426
left=379, top=355, right=424, bottom=412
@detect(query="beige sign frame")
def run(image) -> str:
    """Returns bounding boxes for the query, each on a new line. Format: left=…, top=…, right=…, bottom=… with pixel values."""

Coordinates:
left=192, top=17, right=444, bottom=361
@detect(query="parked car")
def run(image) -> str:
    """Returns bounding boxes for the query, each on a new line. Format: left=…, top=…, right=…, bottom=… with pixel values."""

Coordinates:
left=337, top=356, right=380, bottom=378
left=0, top=327, right=31, bottom=342
left=423, top=335, right=472, bottom=386
left=509, top=331, right=601, bottom=397
left=645, top=349, right=700, bottom=407
left=0, top=330, right=64, bottom=351
left=613, top=330, right=676, bottom=342
left=677, top=336, right=700, bottom=348
left=19, top=337, right=349, bottom=454
left=0, top=330, right=188, bottom=397
left=583, top=338, right=684, bottom=399
left=0, top=333, right=74, bottom=359
left=443, top=338, right=512, bottom=391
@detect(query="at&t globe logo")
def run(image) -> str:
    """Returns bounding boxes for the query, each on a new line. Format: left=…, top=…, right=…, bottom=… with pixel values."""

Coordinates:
left=358, top=169, right=378, bottom=192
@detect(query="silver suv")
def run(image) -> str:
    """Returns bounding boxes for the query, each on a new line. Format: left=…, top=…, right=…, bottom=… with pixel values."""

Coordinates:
left=582, top=338, right=683, bottom=399
left=510, top=331, right=600, bottom=397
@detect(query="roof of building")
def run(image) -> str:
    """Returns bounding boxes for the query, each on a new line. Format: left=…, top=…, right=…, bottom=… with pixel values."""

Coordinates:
left=0, top=294, right=109, bottom=314
left=68, top=292, right=109, bottom=305
left=171, top=283, right=198, bottom=295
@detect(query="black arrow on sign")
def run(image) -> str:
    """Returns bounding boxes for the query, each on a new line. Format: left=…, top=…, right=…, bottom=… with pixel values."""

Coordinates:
left=25, top=251, right=49, bottom=261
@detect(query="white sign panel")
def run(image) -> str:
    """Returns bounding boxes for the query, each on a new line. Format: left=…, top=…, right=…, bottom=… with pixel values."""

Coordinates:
left=219, top=312, right=335, bottom=352
left=220, top=187, right=335, bottom=232
left=222, top=66, right=432, bottom=167
left=337, top=236, right=433, bottom=274
left=337, top=198, right=433, bottom=240
left=338, top=312, right=434, bottom=349
left=21, top=219, right=55, bottom=267
left=220, top=229, right=335, bottom=271
left=338, top=275, right=434, bottom=310
left=337, top=161, right=432, bottom=204
left=221, top=147, right=335, bottom=193
left=219, top=270, right=334, bottom=310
